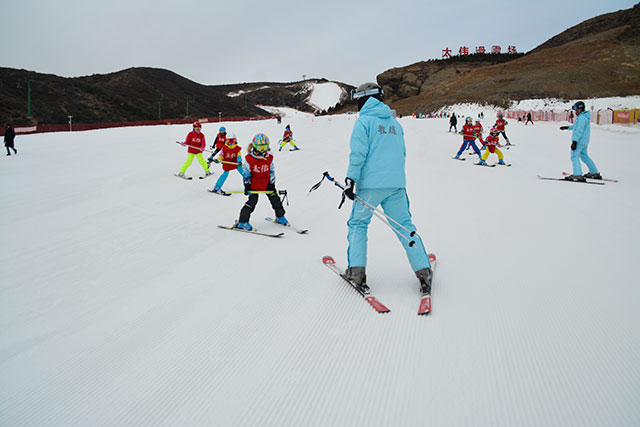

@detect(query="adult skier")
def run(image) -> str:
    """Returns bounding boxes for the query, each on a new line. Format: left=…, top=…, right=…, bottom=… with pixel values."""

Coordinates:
left=526, top=112, right=534, bottom=125
left=449, top=113, right=457, bottom=132
left=176, top=121, right=212, bottom=178
left=234, top=133, right=288, bottom=230
left=560, top=101, right=601, bottom=181
left=342, top=82, right=432, bottom=294
left=4, top=124, right=17, bottom=156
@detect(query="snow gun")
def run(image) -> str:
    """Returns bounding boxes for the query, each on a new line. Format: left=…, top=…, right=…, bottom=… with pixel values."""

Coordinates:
left=308, top=171, right=417, bottom=247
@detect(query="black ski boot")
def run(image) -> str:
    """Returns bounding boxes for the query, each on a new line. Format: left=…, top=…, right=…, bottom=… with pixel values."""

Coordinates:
left=584, top=172, right=602, bottom=180
left=415, top=268, right=433, bottom=295
left=564, top=174, right=586, bottom=182
left=344, top=267, right=370, bottom=293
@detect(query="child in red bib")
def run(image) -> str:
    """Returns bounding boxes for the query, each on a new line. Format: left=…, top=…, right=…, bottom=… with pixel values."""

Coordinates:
left=235, top=133, right=287, bottom=231
left=211, top=132, right=243, bottom=195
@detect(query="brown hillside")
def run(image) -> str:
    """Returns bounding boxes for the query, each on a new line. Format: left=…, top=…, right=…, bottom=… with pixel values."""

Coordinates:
left=378, top=3, right=640, bottom=115
left=0, top=67, right=273, bottom=125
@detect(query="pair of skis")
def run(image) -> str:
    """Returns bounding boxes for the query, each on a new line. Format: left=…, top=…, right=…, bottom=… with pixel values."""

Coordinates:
left=217, top=217, right=308, bottom=238
left=561, top=172, right=617, bottom=183
left=322, top=253, right=437, bottom=315
left=475, top=162, right=512, bottom=167
left=174, top=173, right=214, bottom=180
left=538, top=176, right=604, bottom=185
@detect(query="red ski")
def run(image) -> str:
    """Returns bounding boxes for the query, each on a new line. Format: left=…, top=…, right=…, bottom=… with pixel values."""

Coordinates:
left=322, top=256, right=390, bottom=313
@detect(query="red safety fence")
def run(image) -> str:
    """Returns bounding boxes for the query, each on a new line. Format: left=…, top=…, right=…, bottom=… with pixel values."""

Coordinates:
left=0, top=115, right=278, bottom=136
left=504, top=109, right=640, bottom=126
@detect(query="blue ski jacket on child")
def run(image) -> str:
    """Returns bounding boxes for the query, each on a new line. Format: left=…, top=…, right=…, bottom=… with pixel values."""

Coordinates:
left=346, top=97, right=406, bottom=189
left=568, top=110, right=591, bottom=146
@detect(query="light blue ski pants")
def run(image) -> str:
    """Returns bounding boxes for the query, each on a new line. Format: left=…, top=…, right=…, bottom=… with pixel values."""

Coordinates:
left=214, top=168, right=243, bottom=189
left=571, top=144, right=598, bottom=176
left=347, top=188, right=431, bottom=272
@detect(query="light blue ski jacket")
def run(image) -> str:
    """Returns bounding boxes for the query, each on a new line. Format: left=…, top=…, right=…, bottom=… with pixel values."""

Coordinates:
left=568, top=110, right=591, bottom=146
left=346, top=97, right=406, bottom=189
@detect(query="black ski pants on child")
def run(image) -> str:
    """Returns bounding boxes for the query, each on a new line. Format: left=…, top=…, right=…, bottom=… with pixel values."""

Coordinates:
left=239, top=191, right=285, bottom=223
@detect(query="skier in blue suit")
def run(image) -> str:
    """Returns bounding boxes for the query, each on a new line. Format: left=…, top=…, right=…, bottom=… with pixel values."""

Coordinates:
left=560, top=101, right=601, bottom=181
left=342, top=82, right=432, bottom=294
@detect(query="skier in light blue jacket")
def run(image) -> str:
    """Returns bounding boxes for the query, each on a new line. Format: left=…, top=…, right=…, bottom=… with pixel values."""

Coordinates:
left=560, top=101, right=601, bottom=181
left=342, top=82, right=432, bottom=294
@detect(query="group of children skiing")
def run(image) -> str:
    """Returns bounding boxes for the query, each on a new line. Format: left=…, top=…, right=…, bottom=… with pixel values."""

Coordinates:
left=453, top=113, right=512, bottom=165
left=176, top=122, right=297, bottom=230
left=169, top=95, right=604, bottom=315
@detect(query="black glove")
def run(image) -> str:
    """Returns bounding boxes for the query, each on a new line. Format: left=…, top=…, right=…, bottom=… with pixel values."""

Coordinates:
left=571, top=141, right=577, bottom=151
left=559, top=126, right=569, bottom=130
left=266, top=182, right=276, bottom=194
left=244, top=182, right=251, bottom=195
left=344, top=178, right=355, bottom=200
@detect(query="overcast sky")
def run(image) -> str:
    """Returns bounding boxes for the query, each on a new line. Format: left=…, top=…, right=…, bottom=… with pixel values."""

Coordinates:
left=0, top=0, right=636, bottom=87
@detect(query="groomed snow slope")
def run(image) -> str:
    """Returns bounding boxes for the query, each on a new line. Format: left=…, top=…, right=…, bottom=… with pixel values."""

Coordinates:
left=307, top=82, right=344, bottom=111
left=1, top=114, right=639, bottom=426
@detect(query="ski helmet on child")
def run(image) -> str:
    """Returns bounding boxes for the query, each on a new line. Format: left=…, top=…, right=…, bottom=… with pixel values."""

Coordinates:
left=219, top=126, right=226, bottom=133
left=466, top=116, right=472, bottom=123
left=249, top=133, right=270, bottom=157
left=572, top=101, right=585, bottom=111
left=193, top=121, right=202, bottom=130
left=285, top=125, right=290, bottom=130
left=351, top=82, right=384, bottom=110
left=497, top=112, right=504, bottom=118
left=225, top=132, right=237, bottom=146
left=490, top=127, right=498, bottom=135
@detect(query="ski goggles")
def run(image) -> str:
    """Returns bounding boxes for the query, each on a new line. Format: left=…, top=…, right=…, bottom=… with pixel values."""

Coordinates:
left=351, top=87, right=383, bottom=100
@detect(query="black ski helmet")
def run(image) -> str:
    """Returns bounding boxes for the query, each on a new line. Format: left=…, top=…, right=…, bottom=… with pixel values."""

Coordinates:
left=572, top=101, right=585, bottom=111
left=351, top=82, right=384, bottom=110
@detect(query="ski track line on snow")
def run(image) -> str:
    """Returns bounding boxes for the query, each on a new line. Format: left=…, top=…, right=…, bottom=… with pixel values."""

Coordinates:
left=108, top=269, right=305, bottom=426
left=150, top=263, right=327, bottom=426
left=0, top=291, right=206, bottom=426
left=235, top=271, right=338, bottom=426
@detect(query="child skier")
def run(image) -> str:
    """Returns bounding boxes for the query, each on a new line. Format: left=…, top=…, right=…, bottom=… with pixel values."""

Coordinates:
left=454, top=117, right=482, bottom=160
left=207, top=126, right=227, bottom=166
left=278, top=125, right=299, bottom=151
left=473, top=119, right=485, bottom=147
left=494, top=113, right=511, bottom=146
left=210, top=132, right=243, bottom=195
left=234, top=133, right=288, bottom=230
left=176, top=121, right=213, bottom=179
left=479, top=128, right=506, bottom=165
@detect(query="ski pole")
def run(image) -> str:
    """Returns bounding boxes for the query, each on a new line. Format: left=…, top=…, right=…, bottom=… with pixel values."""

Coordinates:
left=322, top=172, right=418, bottom=238
left=226, top=189, right=289, bottom=205
left=226, top=190, right=287, bottom=195
left=211, top=160, right=241, bottom=166
left=176, top=141, right=216, bottom=154
left=310, top=172, right=416, bottom=247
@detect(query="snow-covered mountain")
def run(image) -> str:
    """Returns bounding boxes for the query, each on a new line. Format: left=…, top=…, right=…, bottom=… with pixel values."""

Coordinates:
left=1, top=112, right=638, bottom=426
left=225, top=80, right=350, bottom=114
